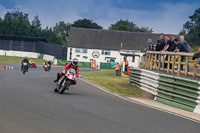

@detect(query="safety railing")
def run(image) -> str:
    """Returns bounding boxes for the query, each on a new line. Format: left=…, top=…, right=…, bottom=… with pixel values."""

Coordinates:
left=145, top=51, right=199, bottom=77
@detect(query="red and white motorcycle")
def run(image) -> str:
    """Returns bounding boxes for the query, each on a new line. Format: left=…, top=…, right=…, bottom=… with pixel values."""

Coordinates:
left=54, top=69, right=76, bottom=94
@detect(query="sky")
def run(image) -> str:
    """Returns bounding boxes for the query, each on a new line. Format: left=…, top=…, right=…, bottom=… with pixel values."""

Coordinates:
left=0, top=0, right=199, bottom=34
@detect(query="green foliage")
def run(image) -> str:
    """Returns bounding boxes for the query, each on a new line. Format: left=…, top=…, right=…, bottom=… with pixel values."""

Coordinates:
left=53, top=21, right=71, bottom=46
left=109, top=19, right=153, bottom=33
left=180, top=8, right=200, bottom=46
left=71, top=19, right=103, bottom=29
left=0, top=8, right=65, bottom=45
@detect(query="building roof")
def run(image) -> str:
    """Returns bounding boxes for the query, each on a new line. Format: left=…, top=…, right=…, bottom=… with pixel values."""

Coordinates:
left=0, top=35, right=49, bottom=43
left=68, top=27, right=177, bottom=51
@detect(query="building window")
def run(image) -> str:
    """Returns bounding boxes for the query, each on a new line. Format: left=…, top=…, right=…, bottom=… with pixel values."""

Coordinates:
left=102, top=50, right=111, bottom=55
left=75, top=48, right=87, bottom=53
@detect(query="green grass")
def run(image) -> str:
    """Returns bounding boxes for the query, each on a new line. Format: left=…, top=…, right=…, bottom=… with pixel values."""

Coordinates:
left=0, top=55, right=45, bottom=65
left=80, top=69, right=116, bottom=77
left=89, top=78, right=143, bottom=96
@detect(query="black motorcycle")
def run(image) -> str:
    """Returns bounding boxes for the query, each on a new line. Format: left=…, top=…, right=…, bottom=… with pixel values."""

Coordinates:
left=22, top=62, right=28, bottom=74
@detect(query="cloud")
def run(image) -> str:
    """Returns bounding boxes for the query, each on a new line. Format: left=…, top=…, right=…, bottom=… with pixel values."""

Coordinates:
left=0, top=0, right=199, bottom=34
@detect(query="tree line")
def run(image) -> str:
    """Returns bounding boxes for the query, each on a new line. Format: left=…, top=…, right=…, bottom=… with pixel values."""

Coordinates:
left=179, top=8, right=200, bottom=48
left=1, top=8, right=199, bottom=47
left=0, top=9, right=153, bottom=46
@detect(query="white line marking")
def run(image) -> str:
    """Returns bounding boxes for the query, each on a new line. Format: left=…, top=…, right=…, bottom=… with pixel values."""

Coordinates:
left=80, top=78, right=200, bottom=123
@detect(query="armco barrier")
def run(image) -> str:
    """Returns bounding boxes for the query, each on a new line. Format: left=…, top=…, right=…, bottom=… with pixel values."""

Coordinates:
left=129, top=68, right=200, bottom=114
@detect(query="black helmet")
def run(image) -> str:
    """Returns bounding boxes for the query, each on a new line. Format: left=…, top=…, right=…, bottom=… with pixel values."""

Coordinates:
left=73, top=58, right=78, bottom=66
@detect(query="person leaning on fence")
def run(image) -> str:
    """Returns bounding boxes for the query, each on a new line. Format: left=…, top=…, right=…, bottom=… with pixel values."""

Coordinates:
left=162, top=36, right=174, bottom=68
left=155, top=35, right=166, bottom=67
left=113, top=62, right=120, bottom=76
left=174, top=38, right=189, bottom=71
left=180, top=35, right=192, bottom=52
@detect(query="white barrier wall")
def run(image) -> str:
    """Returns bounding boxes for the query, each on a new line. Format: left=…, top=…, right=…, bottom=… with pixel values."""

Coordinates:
left=0, top=50, right=55, bottom=62
left=43, top=54, right=55, bottom=62
left=0, top=50, right=6, bottom=55
left=5, top=50, right=40, bottom=58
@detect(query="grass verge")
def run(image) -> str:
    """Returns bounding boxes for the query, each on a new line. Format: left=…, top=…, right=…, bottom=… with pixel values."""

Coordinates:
left=0, top=55, right=45, bottom=65
left=81, top=69, right=153, bottom=98
left=88, top=78, right=144, bottom=97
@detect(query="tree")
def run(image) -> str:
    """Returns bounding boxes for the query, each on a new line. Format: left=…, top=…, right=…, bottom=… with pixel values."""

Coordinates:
left=2, top=8, right=31, bottom=37
left=109, top=19, right=153, bottom=33
left=32, top=15, right=41, bottom=29
left=180, top=8, right=200, bottom=46
left=53, top=21, right=71, bottom=46
left=71, top=19, right=103, bottom=29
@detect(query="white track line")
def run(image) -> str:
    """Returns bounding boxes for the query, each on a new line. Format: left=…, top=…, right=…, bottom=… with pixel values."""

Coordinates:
left=80, top=78, right=200, bottom=123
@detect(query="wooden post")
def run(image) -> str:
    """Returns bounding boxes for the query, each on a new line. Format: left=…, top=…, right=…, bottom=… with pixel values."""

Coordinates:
left=193, top=59, right=197, bottom=77
left=185, top=56, right=188, bottom=76
left=171, top=55, right=175, bottom=74
left=158, top=54, right=161, bottom=70
left=153, top=54, right=157, bottom=69
left=167, top=54, right=170, bottom=73
left=150, top=54, right=153, bottom=70
left=177, top=55, right=181, bottom=76
left=162, top=54, right=165, bottom=71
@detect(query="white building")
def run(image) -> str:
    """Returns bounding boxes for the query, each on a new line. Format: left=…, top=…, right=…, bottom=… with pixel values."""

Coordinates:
left=68, top=27, right=162, bottom=69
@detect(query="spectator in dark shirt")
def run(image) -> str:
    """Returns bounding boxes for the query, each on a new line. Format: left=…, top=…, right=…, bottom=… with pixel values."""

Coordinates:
left=156, top=35, right=166, bottom=67
left=174, top=38, right=189, bottom=71
left=163, top=36, right=174, bottom=68
left=162, top=36, right=173, bottom=52
left=180, top=35, right=192, bottom=52
left=156, top=35, right=166, bottom=51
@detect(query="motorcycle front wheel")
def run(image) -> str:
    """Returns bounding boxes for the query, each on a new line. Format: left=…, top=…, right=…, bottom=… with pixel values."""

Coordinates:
left=59, top=80, right=70, bottom=94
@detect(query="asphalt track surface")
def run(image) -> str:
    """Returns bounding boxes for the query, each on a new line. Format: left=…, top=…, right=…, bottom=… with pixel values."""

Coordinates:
left=0, top=64, right=200, bottom=133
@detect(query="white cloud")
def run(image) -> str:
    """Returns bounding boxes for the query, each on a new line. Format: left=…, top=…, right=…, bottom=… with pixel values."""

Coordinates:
left=0, top=1, right=199, bottom=34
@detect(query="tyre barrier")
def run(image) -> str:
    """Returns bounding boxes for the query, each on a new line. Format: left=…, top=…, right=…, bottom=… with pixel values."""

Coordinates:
left=3, top=65, right=14, bottom=70
left=129, top=68, right=200, bottom=114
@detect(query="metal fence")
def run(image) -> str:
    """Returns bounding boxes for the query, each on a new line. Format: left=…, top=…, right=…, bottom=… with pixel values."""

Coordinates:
left=0, top=38, right=67, bottom=59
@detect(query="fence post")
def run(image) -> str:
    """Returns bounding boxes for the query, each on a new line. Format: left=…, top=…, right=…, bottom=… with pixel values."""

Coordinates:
left=158, top=54, right=161, bottom=70
left=171, top=55, right=175, bottom=74
left=177, top=55, right=181, bottom=76
left=150, top=54, right=153, bottom=70
left=153, top=54, right=157, bottom=69
left=185, top=56, right=189, bottom=76
left=193, top=59, right=197, bottom=77
left=167, top=54, right=170, bottom=73
left=162, top=54, right=165, bottom=71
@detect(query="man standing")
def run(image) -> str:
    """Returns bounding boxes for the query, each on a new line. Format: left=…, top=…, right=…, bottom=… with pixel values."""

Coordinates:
left=156, top=35, right=166, bottom=51
left=144, top=39, right=156, bottom=52
left=124, top=57, right=128, bottom=72
left=174, top=38, right=189, bottom=71
left=180, top=35, right=191, bottom=52
left=113, top=62, right=120, bottom=76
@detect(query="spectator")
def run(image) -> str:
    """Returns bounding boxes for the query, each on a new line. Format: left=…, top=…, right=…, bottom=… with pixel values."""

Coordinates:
left=171, top=36, right=175, bottom=43
left=156, top=35, right=166, bottom=67
left=179, top=35, right=192, bottom=52
left=162, top=36, right=173, bottom=52
left=174, top=38, right=189, bottom=71
left=163, top=36, right=173, bottom=68
left=144, top=39, right=156, bottom=52
left=156, top=35, right=166, bottom=51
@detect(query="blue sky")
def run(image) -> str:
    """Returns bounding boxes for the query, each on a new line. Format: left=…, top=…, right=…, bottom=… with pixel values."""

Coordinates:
left=0, top=0, right=199, bottom=34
